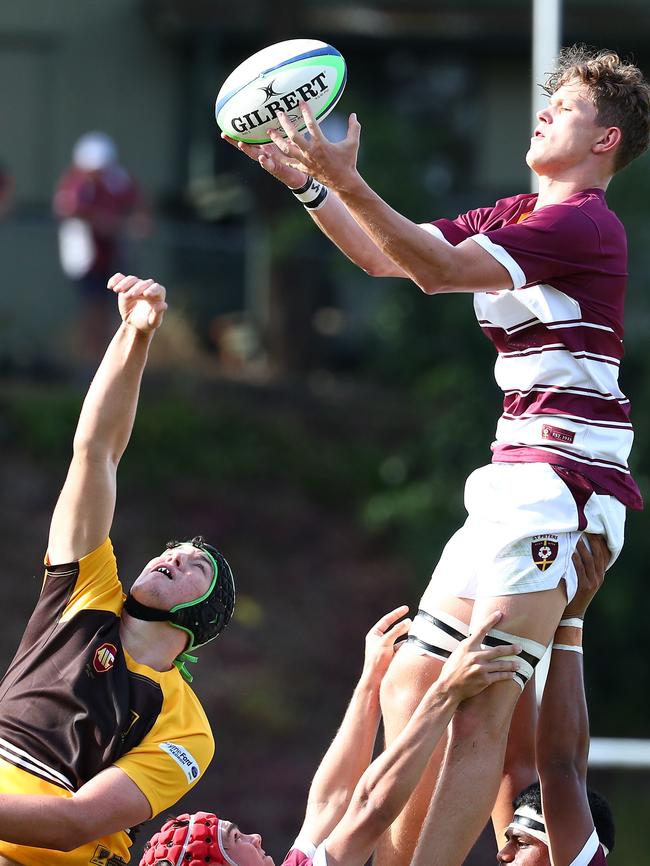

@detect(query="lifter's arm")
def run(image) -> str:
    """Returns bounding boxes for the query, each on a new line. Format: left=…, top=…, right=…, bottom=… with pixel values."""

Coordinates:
left=328, top=612, right=520, bottom=866
left=47, top=274, right=167, bottom=564
left=297, top=607, right=411, bottom=846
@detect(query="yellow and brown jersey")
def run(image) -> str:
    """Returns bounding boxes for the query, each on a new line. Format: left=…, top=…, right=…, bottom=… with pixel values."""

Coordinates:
left=0, top=539, right=214, bottom=866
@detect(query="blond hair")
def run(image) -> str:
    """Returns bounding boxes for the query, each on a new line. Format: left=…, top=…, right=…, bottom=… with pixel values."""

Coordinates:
left=543, top=45, right=650, bottom=172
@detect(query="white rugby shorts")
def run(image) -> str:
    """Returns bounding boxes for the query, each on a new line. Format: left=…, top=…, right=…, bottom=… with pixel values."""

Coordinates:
left=419, top=462, right=625, bottom=607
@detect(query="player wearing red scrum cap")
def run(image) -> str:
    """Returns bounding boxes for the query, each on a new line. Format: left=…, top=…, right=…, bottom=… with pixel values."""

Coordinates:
left=139, top=607, right=520, bottom=866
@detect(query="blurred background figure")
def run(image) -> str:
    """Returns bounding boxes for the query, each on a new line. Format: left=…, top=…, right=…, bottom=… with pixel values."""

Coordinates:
left=53, top=131, right=150, bottom=363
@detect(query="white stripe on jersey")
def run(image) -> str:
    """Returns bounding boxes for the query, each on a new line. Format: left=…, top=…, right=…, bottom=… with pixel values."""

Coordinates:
left=473, top=248, right=632, bottom=473
left=475, top=279, right=583, bottom=327
left=0, top=737, right=75, bottom=791
left=498, top=344, right=621, bottom=366
left=547, top=320, right=617, bottom=334
left=469, top=233, right=526, bottom=288
left=503, top=384, right=629, bottom=405
left=494, top=416, right=634, bottom=472
left=418, top=222, right=453, bottom=245
left=494, top=351, right=626, bottom=404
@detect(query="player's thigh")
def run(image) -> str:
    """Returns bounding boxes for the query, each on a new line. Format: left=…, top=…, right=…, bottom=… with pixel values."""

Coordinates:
left=471, top=586, right=567, bottom=647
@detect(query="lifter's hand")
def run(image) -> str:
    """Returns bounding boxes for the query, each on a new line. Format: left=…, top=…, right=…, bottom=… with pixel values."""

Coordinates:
left=362, top=605, right=412, bottom=686
left=221, top=133, right=308, bottom=189
left=437, top=611, right=521, bottom=702
left=268, top=101, right=361, bottom=193
left=564, top=534, right=609, bottom=619
left=108, top=273, right=167, bottom=334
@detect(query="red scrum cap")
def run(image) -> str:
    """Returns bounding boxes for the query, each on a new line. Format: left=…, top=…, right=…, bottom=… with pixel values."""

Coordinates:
left=139, top=812, right=238, bottom=866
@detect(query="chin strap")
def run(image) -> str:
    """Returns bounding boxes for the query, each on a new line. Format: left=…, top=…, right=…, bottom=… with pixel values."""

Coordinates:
left=173, top=651, right=199, bottom=683
left=124, top=594, right=199, bottom=682
left=123, top=594, right=170, bottom=621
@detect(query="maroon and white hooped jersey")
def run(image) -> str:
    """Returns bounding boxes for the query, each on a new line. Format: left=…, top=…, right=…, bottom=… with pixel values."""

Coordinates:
left=422, top=188, right=642, bottom=510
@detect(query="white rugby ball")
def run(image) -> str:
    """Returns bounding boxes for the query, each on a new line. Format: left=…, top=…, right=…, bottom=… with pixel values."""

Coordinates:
left=215, top=39, right=347, bottom=145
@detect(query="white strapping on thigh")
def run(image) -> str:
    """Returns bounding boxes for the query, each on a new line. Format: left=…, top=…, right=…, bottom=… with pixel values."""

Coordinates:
left=480, top=628, right=547, bottom=691
left=406, top=609, right=469, bottom=660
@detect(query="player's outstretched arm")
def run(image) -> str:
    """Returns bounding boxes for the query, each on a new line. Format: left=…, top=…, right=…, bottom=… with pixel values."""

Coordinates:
left=297, top=606, right=412, bottom=847
left=263, top=102, right=513, bottom=295
left=221, top=132, right=407, bottom=278
left=537, top=535, right=608, bottom=866
left=0, top=765, right=150, bottom=851
left=326, top=611, right=520, bottom=866
left=47, top=274, right=167, bottom=564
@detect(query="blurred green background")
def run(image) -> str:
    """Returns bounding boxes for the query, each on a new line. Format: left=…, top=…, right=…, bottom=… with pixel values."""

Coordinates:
left=0, top=1, right=649, bottom=863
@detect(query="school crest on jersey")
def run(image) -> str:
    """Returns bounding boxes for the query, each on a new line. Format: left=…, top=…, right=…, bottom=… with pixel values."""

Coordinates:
left=92, top=642, right=117, bottom=673
left=531, top=535, right=559, bottom=571
left=89, top=843, right=127, bottom=865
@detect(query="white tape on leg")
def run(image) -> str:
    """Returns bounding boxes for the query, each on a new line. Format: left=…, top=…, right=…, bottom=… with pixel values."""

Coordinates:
left=406, top=609, right=469, bottom=660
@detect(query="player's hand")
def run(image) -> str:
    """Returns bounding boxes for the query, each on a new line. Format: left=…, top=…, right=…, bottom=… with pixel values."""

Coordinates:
left=362, top=605, right=412, bottom=685
left=267, top=101, right=361, bottom=192
left=108, top=273, right=167, bottom=334
left=221, top=133, right=308, bottom=189
left=564, top=534, right=609, bottom=619
left=437, top=611, right=521, bottom=702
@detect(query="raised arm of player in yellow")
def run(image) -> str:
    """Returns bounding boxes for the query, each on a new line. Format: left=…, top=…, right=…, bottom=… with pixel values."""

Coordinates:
left=47, top=274, right=167, bottom=564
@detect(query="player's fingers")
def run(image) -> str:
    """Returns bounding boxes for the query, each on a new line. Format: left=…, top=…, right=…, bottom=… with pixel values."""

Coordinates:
left=147, top=301, right=167, bottom=327
left=480, top=642, right=521, bottom=661
left=586, top=533, right=609, bottom=579
left=467, top=610, right=503, bottom=647
left=111, top=273, right=140, bottom=293
left=347, top=113, right=361, bottom=143
left=272, top=112, right=303, bottom=147
left=371, top=605, right=410, bottom=634
left=236, top=141, right=262, bottom=159
left=284, top=158, right=310, bottom=173
left=258, top=153, right=277, bottom=173
left=572, top=540, right=589, bottom=584
left=107, top=272, right=125, bottom=290
left=143, top=282, right=166, bottom=302
left=220, top=133, right=241, bottom=149
left=268, top=127, right=301, bottom=158
left=486, top=658, right=521, bottom=672
left=385, top=618, right=412, bottom=643
left=489, top=670, right=520, bottom=683
left=300, top=101, right=324, bottom=140
left=124, top=277, right=155, bottom=298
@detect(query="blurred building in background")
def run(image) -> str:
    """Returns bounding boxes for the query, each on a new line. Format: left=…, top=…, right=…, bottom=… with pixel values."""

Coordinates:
left=0, top=0, right=649, bottom=375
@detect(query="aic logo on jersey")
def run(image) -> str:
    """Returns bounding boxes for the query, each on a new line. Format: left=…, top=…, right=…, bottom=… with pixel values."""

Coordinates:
left=93, top=642, right=117, bottom=673
left=89, top=843, right=127, bottom=865
left=160, top=741, right=200, bottom=784
left=531, top=535, right=559, bottom=571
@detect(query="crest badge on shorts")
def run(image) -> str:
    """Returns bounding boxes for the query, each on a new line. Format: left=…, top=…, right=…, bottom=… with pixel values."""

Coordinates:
left=531, top=535, right=559, bottom=571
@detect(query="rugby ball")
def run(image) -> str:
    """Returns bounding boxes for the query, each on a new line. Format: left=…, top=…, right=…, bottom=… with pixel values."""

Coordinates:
left=215, top=39, right=347, bottom=145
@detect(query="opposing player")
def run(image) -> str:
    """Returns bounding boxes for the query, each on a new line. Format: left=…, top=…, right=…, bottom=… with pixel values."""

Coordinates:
left=0, top=274, right=235, bottom=866
left=223, top=46, right=649, bottom=865
left=137, top=608, right=520, bottom=866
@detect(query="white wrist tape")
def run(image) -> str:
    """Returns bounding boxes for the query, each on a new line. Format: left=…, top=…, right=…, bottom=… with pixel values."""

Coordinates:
left=552, top=643, right=583, bottom=654
left=559, top=617, right=583, bottom=628
left=291, top=175, right=329, bottom=210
